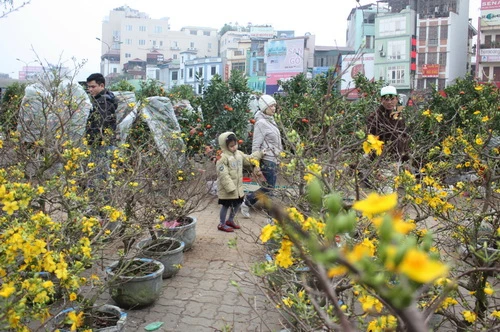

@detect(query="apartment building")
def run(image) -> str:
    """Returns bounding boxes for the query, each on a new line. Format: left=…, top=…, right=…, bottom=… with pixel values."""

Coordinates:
left=99, top=6, right=218, bottom=80
left=477, top=1, right=500, bottom=85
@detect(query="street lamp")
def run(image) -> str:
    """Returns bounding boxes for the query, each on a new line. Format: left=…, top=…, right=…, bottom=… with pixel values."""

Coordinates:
left=96, top=37, right=111, bottom=77
left=16, top=58, right=39, bottom=80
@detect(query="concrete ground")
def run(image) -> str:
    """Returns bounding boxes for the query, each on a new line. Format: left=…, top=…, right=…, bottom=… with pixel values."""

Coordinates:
left=101, top=197, right=288, bottom=332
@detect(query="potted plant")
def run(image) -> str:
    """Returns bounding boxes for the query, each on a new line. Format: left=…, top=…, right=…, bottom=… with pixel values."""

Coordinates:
left=105, top=257, right=164, bottom=309
left=51, top=304, right=127, bottom=332
left=136, top=236, right=185, bottom=279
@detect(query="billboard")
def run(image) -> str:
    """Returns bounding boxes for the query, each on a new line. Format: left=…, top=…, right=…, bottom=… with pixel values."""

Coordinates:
left=422, top=64, right=440, bottom=78
left=340, top=54, right=375, bottom=99
left=265, top=38, right=304, bottom=94
left=481, top=1, right=500, bottom=10
left=480, top=9, right=500, bottom=25
left=250, top=26, right=275, bottom=39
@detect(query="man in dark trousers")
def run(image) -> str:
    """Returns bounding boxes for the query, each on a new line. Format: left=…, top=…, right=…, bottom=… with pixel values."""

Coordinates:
left=85, top=73, right=118, bottom=204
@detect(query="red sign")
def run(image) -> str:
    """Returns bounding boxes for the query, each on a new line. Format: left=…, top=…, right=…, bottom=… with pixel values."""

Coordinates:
left=482, top=1, right=500, bottom=10
left=422, top=64, right=440, bottom=78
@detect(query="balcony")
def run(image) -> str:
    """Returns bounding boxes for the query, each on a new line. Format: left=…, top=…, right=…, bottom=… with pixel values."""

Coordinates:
left=170, top=46, right=180, bottom=50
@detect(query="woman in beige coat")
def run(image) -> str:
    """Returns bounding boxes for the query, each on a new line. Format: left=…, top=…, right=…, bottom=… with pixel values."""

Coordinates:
left=216, top=132, right=264, bottom=232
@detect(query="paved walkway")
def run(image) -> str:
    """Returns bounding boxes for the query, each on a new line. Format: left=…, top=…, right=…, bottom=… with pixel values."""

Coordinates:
left=102, top=199, right=287, bottom=332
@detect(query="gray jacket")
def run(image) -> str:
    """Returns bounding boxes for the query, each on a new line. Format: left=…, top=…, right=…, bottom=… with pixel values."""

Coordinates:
left=251, top=111, right=282, bottom=163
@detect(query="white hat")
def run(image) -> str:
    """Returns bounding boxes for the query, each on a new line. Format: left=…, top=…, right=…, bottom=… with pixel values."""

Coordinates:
left=258, top=94, right=276, bottom=111
left=380, top=86, right=398, bottom=96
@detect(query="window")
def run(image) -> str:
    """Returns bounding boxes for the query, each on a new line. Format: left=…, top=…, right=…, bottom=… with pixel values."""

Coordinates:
left=172, top=71, right=178, bottom=81
left=428, top=26, right=438, bottom=46
left=485, top=35, right=492, bottom=48
left=190, top=30, right=197, bottom=35
left=189, top=68, right=193, bottom=78
left=173, top=54, right=177, bottom=59
left=440, top=26, right=448, bottom=40
left=379, top=17, right=407, bottom=37
left=153, top=40, right=156, bottom=46
left=439, top=52, right=447, bottom=66
left=494, top=66, right=500, bottom=80
left=483, top=66, right=490, bottom=80
left=203, top=31, right=210, bottom=36
left=126, top=25, right=132, bottom=31
left=365, top=35, right=374, bottom=49
left=417, top=78, right=424, bottom=90
left=208, top=43, right=212, bottom=49
left=155, top=26, right=162, bottom=33
left=125, top=53, right=131, bottom=58
left=190, top=42, right=195, bottom=48
left=181, top=69, right=184, bottom=79
left=198, top=67, right=203, bottom=77
left=139, top=26, right=146, bottom=32
left=232, top=62, right=245, bottom=73
left=418, top=53, right=425, bottom=66
left=419, top=27, right=426, bottom=41
left=197, top=85, right=202, bottom=94
left=387, top=40, right=407, bottom=60
left=113, top=68, right=117, bottom=73
left=427, top=52, right=438, bottom=64
left=387, top=65, right=405, bottom=84
left=211, top=66, right=216, bottom=75
left=126, top=39, right=132, bottom=45
left=438, top=79, right=446, bottom=90
left=139, top=40, right=146, bottom=46
left=160, top=41, right=163, bottom=47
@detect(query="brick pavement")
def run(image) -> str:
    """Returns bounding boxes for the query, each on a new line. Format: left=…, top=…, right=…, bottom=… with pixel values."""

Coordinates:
left=102, top=198, right=288, bottom=332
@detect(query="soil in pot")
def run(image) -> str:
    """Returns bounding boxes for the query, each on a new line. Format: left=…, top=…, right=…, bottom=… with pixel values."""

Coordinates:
left=52, top=304, right=127, bottom=332
left=160, top=216, right=197, bottom=251
left=106, top=258, right=164, bottom=309
left=137, top=237, right=185, bottom=279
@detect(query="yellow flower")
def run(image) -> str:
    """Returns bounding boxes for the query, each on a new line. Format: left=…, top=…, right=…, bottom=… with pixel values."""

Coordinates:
left=363, top=134, right=384, bottom=156
left=462, top=310, right=477, bottom=323
left=260, top=224, right=277, bottom=243
left=434, top=114, right=443, bottom=122
left=67, top=311, right=84, bottom=331
left=358, top=295, right=383, bottom=313
left=491, top=310, right=500, bottom=319
left=69, top=292, right=78, bottom=301
left=473, top=110, right=481, bottom=115
left=327, top=265, right=348, bottom=278
left=475, top=137, right=484, bottom=145
left=422, top=109, right=431, bottom=116
left=2, top=200, right=19, bottom=215
left=398, top=249, right=448, bottom=283
left=352, top=192, right=398, bottom=218
left=475, top=85, right=483, bottom=91
left=275, top=239, right=294, bottom=268
left=481, top=115, right=490, bottom=122
left=0, top=282, right=16, bottom=298
left=484, top=283, right=494, bottom=295
left=37, top=186, right=45, bottom=194
left=282, top=297, right=293, bottom=307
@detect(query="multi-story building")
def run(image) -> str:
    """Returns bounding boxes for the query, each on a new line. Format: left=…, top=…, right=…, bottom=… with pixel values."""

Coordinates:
left=345, top=0, right=471, bottom=97
left=374, top=5, right=416, bottom=94
left=346, top=3, right=388, bottom=53
left=99, top=6, right=218, bottom=80
left=219, top=31, right=252, bottom=81
left=412, top=0, right=470, bottom=91
left=476, top=1, right=500, bottom=86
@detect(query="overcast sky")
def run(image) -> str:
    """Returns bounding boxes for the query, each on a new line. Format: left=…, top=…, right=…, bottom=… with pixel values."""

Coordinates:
left=0, top=0, right=481, bottom=81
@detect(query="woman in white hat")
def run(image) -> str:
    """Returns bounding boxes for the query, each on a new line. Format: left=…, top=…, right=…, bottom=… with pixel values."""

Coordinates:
left=241, top=94, right=282, bottom=218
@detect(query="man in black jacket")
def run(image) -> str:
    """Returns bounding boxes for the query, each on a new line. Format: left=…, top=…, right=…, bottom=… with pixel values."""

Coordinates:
left=85, top=73, right=118, bottom=204
left=85, top=73, right=117, bottom=146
